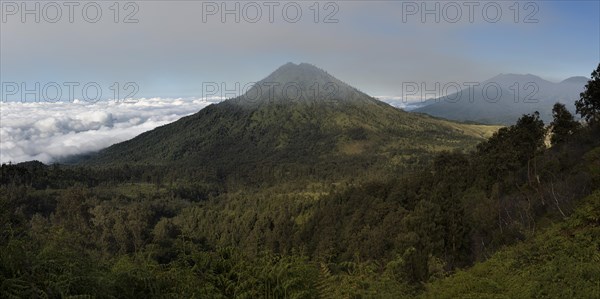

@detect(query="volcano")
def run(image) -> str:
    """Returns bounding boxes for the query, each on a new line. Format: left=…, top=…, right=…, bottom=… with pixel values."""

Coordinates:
left=82, top=63, right=498, bottom=182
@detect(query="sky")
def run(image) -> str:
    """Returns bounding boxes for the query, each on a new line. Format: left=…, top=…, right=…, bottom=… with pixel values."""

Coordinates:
left=1, top=0, right=599, bottom=163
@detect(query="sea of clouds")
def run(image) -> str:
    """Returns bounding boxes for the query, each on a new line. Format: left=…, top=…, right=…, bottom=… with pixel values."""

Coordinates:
left=1, top=96, right=422, bottom=164
left=375, top=96, right=428, bottom=111
left=0, top=98, right=216, bottom=164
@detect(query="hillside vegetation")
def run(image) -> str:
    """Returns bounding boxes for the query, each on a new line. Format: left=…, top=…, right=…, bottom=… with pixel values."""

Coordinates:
left=80, top=63, right=500, bottom=186
left=422, top=191, right=600, bottom=299
left=2, top=119, right=598, bottom=297
left=1, top=63, right=599, bottom=297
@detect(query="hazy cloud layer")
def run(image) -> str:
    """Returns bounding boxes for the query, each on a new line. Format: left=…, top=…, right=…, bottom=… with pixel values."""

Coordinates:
left=2, top=1, right=597, bottom=98
left=0, top=98, right=213, bottom=164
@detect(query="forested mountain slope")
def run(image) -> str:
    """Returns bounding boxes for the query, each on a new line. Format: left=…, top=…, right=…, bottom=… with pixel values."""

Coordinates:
left=422, top=191, right=600, bottom=298
left=2, top=63, right=599, bottom=298
left=81, top=63, right=499, bottom=184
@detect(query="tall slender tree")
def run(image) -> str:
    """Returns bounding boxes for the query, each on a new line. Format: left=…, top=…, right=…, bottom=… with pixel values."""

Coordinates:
left=550, top=103, right=581, bottom=145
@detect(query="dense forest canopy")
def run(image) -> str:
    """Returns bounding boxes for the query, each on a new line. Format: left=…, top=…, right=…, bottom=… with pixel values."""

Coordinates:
left=1, top=63, right=600, bottom=298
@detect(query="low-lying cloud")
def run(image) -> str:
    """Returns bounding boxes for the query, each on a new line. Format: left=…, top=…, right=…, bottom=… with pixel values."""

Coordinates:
left=1, top=98, right=215, bottom=164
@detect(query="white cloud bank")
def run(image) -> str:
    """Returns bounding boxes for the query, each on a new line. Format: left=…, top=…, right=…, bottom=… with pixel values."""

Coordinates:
left=0, top=98, right=216, bottom=164
left=375, top=96, right=428, bottom=111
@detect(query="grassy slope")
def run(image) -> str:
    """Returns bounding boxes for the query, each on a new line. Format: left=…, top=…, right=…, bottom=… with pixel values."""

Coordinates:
left=421, top=191, right=600, bottom=299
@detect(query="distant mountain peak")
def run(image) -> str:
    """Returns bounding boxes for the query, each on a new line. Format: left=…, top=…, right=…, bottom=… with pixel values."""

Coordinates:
left=560, top=76, right=589, bottom=84
left=234, top=62, right=369, bottom=106
left=415, top=72, right=586, bottom=125
left=81, top=62, right=494, bottom=171
left=261, top=62, right=336, bottom=84
left=271, top=62, right=307, bottom=74
left=487, top=73, right=548, bottom=84
left=278, top=62, right=320, bottom=69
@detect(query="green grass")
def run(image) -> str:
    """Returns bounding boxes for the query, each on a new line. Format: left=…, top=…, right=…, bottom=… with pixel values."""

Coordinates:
left=421, top=191, right=600, bottom=299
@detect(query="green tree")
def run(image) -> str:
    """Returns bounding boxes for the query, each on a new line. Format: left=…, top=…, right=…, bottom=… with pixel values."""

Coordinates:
left=575, top=63, right=600, bottom=124
left=550, top=103, right=580, bottom=145
left=476, top=112, right=545, bottom=180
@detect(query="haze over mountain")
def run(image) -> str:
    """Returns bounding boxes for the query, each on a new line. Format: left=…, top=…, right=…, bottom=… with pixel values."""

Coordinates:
left=81, top=63, right=498, bottom=181
left=413, top=74, right=587, bottom=125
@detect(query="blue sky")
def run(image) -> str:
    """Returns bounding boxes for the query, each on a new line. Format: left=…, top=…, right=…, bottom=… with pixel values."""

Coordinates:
left=1, top=1, right=599, bottom=100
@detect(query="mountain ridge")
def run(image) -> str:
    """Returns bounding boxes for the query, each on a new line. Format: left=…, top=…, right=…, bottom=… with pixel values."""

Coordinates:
left=231, top=62, right=377, bottom=107
left=80, top=63, right=500, bottom=183
left=413, top=73, right=588, bottom=125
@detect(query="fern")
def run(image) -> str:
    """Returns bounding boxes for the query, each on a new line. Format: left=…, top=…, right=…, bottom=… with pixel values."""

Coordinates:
left=316, top=262, right=335, bottom=299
